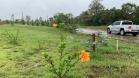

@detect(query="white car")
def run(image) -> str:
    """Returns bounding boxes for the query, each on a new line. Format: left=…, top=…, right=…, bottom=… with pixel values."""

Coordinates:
left=107, top=20, right=139, bottom=36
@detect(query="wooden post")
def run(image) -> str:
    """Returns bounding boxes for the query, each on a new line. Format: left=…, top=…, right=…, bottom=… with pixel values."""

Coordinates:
left=117, top=39, right=119, bottom=52
left=92, top=33, right=96, bottom=52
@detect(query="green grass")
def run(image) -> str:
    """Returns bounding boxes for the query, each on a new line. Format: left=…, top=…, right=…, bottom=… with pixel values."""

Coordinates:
left=0, top=24, right=139, bottom=78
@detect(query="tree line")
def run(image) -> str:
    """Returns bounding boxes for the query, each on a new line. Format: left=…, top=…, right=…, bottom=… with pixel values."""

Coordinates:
left=0, top=0, right=139, bottom=26
left=77, top=0, right=139, bottom=26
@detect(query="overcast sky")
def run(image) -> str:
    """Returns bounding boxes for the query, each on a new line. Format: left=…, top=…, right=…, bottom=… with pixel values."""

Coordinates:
left=0, top=0, right=139, bottom=20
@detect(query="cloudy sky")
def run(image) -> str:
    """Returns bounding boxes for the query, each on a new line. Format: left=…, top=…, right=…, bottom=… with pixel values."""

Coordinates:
left=0, top=0, right=139, bottom=20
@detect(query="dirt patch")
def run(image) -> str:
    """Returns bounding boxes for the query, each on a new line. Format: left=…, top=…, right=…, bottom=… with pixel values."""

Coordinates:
left=88, top=65, right=139, bottom=78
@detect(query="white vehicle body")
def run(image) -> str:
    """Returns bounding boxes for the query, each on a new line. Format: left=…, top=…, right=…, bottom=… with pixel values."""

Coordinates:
left=107, top=20, right=139, bottom=36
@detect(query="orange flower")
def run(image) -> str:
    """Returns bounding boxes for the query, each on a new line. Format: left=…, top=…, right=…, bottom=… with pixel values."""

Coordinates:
left=80, top=50, right=90, bottom=62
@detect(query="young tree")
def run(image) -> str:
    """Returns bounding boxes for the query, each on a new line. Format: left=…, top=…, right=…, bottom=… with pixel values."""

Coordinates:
left=15, top=19, right=20, bottom=24
left=0, top=19, right=2, bottom=25
left=35, top=18, right=40, bottom=26
left=39, top=17, right=43, bottom=26
left=21, top=19, right=25, bottom=25
left=26, top=16, right=31, bottom=25
left=31, top=20, right=34, bottom=26
left=77, top=11, right=92, bottom=25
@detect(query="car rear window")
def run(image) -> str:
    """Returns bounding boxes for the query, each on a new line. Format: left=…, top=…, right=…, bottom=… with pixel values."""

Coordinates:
left=122, top=22, right=133, bottom=25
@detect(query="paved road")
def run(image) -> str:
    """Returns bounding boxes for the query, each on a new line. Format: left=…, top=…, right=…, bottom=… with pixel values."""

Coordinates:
left=78, top=28, right=139, bottom=43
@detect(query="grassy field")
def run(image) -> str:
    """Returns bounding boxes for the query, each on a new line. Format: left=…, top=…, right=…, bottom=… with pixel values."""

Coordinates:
left=0, top=24, right=139, bottom=78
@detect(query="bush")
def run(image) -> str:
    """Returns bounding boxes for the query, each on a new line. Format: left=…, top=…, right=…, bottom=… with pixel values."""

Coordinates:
left=3, top=30, right=21, bottom=45
left=58, top=23, right=78, bottom=33
left=83, top=38, right=93, bottom=52
left=34, top=40, right=47, bottom=53
left=97, top=32, right=108, bottom=46
left=83, top=32, right=108, bottom=52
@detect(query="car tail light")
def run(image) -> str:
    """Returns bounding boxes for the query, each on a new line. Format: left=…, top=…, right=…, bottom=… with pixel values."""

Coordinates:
left=128, top=25, right=132, bottom=29
left=128, top=25, right=132, bottom=31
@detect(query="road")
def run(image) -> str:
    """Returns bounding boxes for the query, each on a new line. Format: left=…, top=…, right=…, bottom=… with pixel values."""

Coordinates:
left=78, top=28, right=139, bottom=43
left=77, top=28, right=106, bottom=35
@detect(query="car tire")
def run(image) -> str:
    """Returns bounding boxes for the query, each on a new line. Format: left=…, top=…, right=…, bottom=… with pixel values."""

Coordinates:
left=132, top=33, right=138, bottom=36
left=120, top=29, right=125, bottom=36
left=107, top=28, right=111, bottom=34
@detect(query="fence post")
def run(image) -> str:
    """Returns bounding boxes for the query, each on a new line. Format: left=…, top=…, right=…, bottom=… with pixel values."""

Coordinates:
left=92, top=33, right=96, bottom=52
left=117, top=39, right=119, bottom=52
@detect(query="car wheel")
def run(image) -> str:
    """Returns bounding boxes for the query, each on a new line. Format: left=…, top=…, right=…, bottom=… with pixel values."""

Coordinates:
left=120, top=29, right=125, bottom=36
left=132, top=33, right=138, bottom=36
left=107, top=28, right=111, bottom=34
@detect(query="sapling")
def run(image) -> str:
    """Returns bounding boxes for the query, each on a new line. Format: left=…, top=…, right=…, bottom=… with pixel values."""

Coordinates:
left=43, top=34, right=79, bottom=78
left=3, top=30, right=20, bottom=45
left=97, top=32, right=108, bottom=46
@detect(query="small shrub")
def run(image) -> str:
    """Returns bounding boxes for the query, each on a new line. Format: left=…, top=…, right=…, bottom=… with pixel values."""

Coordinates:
left=58, top=23, right=78, bottom=33
left=42, top=34, right=79, bottom=78
left=35, top=40, right=47, bottom=52
left=65, top=24, right=78, bottom=33
left=83, top=32, right=108, bottom=52
left=97, top=32, right=108, bottom=46
left=3, top=30, right=20, bottom=45
left=59, top=23, right=65, bottom=29
left=82, top=37, right=93, bottom=52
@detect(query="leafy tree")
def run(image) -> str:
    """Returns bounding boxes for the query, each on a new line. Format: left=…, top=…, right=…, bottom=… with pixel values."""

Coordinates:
left=134, top=6, right=139, bottom=24
left=109, top=8, right=123, bottom=23
left=53, top=13, right=74, bottom=24
left=77, top=2, right=139, bottom=26
left=122, top=3, right=137, bottom=20
left=77, top=11, right=92, bottom=25
left=88, top=0, right=104, bottom=15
